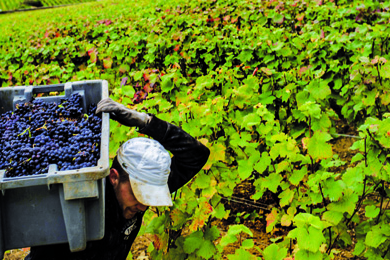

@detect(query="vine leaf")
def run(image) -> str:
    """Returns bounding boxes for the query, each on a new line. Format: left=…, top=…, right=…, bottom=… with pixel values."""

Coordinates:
left=365, top=225, right=388, bottom=248
left=263, top=173, right=283, bottom=193
left=327, top=189, right=359, bottom=215
left=188, top=200, right=213, bottom=232
left=263, top=244, right=287, bottom=260
left=365, top=205, right=380, bottom=218
left=288, top=213, right=326, bottom=253
left=289, top=166, right=308, bottom=185
left=220, top=225, right=253, bottom=247
left=183, top=231, right=203, bottom=254
left=307, top=131, right=333, bottom=160
left=266, top=208, right=278, bottom=233
left=199, top=139, right=226, bottom=170
left=322, top=210, right=344, bottom=226
left=196, top=239, right=216, bottom=259
left=103, top=57, right=113, bottom=69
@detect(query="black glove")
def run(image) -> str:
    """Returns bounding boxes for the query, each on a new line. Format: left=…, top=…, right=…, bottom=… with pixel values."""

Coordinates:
left=96, top=98, right=151, bottom=128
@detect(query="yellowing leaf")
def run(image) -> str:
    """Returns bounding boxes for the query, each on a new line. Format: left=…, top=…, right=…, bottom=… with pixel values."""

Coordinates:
left=188, top=200, right=213, bottom=232
left=103, top=57, right=113, bottom=69
left=266, top=208, right=278, bottom=233
left=201, top=141, right=226, bottom=169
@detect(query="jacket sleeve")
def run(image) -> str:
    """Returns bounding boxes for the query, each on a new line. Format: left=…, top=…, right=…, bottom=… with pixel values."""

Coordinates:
left=138, top=115, right=210, bottom=193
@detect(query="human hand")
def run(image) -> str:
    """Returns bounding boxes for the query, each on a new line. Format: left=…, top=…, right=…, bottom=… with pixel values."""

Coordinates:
left=96, top=98, right=151, bottom=128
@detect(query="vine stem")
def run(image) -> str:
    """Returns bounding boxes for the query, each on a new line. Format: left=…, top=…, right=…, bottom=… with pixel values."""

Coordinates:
left=366, top=129, right=386, bottom=155
left=319, top=183, right=332, bottom=247
left=364, top=136, right=367, bottom=167
left=382, top=245, right=390, bottom=258
left=326, top=178, right=367, bottom=254
left=310, top=155, right=314, bottom=175
left=376, top=181, right=385, bottom=224
left=377, top=62, right=382, bottom=86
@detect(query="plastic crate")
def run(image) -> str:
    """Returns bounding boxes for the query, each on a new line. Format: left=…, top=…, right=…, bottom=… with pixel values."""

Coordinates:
left=0, top=80, right=110, bottom=258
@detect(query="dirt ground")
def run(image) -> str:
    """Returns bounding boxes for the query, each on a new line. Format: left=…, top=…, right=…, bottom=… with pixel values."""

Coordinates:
left=3, top=120, right=361, bottom=260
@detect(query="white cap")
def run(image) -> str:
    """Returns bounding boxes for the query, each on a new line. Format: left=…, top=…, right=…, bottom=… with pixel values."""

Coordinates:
left=117, top=137, right=173, bottom=206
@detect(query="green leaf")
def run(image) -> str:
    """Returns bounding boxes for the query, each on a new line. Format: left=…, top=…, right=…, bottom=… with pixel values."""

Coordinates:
left=289, top=166, right=308, bottom=185
left=295, top=250, right=323, bottom=260
left=229, top=132, right=251, bottom=148
left=241, top=239, right=254, bottom=249
left=205, top=226, right=221, bottom=241
left=263, top=173, right=283, bottom=193
left=307, top=80, right=331, bottom=100
left=212, top=203, right=230, bottom=219
left=312, top=113, right=331, bottom=132
left=380, top=62, right=390, bottom=79
left=353, top=240, right=366, bottom=256
left=194, top=173, right=211, bottom=189
left=160, top=73, right=175, bottom=93
left=365, top=228, right=387, bottom=248
left=228, top=224, right=253, bottom=236
left=237, top=50, right=253, bottom=63
left=220, top=225, right=253, bottom=248
left=227, top=249, right=254, bottom=260
left=196, top=240, right=216, bottom=259
left=342, top=167, right=364, bottom=187
left=134, top=71, right=143, bottom=81
left=254, top=152, right=271, bottom=174
left=146, top=214, right=168, bottom=234
left=263, top=243, right=287, bottom=260
left=298, top=227, right=325, bottom=252
left=279, top=189, right=294, bottom=207
left=327, top=189, right=359, bottom=215
left=323, top=179, right=346, bottom=201
left=307, top=131, right=333, bottom=160
left=334, top=77, right=343, bottom=89
left=237, top=151, right=259, bottom=180
left=259, top=91, right=276, bottom=105
left=298, top=101, right=322, bottom=119
left=183, top=231, right=203, bottom=254
left=365, top=205, right=380, bottom=218
left=219, top=233, right=238, bottom=247
left=351, top=153, right=364, bottom=164
left=294, top=213, right=325, bottom=230
left=322, top=210, right=344, bottom=226
left=122, top=84, right=135, bottom=97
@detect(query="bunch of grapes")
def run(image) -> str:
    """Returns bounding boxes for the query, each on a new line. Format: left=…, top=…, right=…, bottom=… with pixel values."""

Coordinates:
left=0, top=93, right=102, bottom=178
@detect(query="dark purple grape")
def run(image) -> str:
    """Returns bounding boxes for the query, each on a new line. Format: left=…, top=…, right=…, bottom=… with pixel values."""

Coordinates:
left=0, top=93, right=102, bottom=177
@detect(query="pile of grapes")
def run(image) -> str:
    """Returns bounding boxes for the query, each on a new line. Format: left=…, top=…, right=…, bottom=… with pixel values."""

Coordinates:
left=0, top=93, right=102, bottom=178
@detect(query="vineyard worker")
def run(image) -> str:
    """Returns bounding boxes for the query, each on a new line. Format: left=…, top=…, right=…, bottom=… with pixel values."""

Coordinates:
left=25, top=98, right=210, bottom=260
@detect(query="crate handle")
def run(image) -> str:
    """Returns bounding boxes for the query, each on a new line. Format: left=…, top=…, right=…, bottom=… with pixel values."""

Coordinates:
left=31, top=84, right=66, bottom=94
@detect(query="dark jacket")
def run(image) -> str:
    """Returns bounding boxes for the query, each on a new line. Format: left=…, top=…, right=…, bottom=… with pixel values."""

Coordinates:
left=25, top=115, right=210, bottom=260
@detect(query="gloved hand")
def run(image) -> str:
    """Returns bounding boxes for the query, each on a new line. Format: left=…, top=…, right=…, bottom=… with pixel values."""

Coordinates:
left=96, top=98, right=151, bottom=128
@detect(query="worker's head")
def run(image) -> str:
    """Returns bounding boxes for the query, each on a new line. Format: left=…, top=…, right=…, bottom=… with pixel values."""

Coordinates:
left=109, top=138, right=172, bottom=219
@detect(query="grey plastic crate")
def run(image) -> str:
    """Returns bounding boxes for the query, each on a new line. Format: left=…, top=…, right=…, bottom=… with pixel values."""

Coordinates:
left=0, top=80, right=110, bottom=258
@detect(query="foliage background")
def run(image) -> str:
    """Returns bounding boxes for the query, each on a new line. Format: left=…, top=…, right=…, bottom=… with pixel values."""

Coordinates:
left=0, top=0, right=94, bottom=12
left=1, top=0, right=390, bottom=259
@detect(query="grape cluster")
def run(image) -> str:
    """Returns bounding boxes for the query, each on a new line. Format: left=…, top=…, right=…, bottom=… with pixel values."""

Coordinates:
left=0, top=93, right=102, bottom=178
